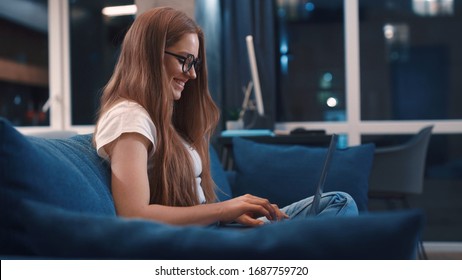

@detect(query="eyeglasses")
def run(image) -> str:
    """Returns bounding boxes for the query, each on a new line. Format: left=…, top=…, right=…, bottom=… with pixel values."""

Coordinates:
left=164, top=51, right=201, bottom=73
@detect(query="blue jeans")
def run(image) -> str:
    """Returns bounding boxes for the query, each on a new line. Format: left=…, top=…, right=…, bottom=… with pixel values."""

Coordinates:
left=258, top=191, right=358, bottom=224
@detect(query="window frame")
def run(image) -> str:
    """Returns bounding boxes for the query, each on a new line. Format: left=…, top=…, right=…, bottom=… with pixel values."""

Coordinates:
left=18, top=0, right=93, bottom=135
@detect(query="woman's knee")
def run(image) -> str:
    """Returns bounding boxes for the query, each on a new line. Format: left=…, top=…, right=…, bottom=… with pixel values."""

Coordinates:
left=321, top=191, right=358, bottom=216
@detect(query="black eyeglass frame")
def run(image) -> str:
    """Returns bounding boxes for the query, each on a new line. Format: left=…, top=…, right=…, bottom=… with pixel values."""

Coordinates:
left=164, top=51, right=201, bottom=73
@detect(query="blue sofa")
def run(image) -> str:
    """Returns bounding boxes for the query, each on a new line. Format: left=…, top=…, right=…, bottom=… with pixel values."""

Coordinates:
left=0, top=118, right=423, bottom=259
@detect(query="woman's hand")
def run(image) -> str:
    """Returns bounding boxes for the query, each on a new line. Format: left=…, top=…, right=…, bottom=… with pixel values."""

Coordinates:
left=218, top=194, right=289, bottom=226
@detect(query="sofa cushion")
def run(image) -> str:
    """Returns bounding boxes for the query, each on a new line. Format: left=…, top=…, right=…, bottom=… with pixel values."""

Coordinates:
left=209, top=145, right=232, bottom=201
left=1, top=198, right=423, bottom=259
left=231, top=137, right=375, bottom=211
left=0, top=118, right=114, bottom=216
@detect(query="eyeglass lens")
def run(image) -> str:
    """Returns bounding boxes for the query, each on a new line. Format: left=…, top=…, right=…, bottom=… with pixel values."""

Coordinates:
left=184, top=54, right=200, bottom=72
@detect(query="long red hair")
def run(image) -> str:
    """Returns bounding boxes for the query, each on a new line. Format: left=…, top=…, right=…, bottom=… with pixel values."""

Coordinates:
left=95, top=7, right=220, bottom=206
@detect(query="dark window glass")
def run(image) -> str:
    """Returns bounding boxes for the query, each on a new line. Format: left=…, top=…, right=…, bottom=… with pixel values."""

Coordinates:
left=359, top=0, right=462, bottom=120
left=275, top=0, right=345, bottom=122
left=69, top=0, right=134, bottom=125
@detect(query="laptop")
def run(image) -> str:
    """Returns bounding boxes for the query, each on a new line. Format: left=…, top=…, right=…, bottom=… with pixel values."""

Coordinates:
left=308, top=133, right=338, bottom=216
left=222, top=134, right=338, bottom=227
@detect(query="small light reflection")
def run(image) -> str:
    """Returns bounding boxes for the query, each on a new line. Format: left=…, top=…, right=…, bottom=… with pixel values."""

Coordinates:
left=323, top=72, right=333, bottom=82
left=412, top=0, right=454, bottom=16
left=326, top=97, right=338, bottom=108
left=280, top=55, right=289, bottom=74
left=102, top=4, right=137, bottom=17
left=305, top=2, right=315, bottom=12
left=14, top=95, right=22, bottom=105
left=383, top=24, right=394, bottom=40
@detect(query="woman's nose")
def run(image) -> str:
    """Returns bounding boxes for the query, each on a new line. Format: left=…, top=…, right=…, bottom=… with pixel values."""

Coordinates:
left=186, top=66, right=197, bottom=79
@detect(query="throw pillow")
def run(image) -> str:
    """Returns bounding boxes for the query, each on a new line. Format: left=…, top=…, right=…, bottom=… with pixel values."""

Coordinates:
left=0, top=117, right=115, bottom=216
left=231, top=137, right=375, bottom=211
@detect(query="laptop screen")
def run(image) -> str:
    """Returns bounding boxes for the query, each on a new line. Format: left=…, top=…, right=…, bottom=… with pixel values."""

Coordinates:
left=309, top=134, right=338, bottom=215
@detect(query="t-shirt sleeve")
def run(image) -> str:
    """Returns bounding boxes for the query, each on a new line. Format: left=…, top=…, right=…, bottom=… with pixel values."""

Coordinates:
left=94, top=102, right=157, bottom=160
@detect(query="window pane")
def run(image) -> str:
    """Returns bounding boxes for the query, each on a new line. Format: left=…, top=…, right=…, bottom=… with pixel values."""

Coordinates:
left=69, top=0, right=134, bottom=125
left=275, top=0, right=345, bottom=122
left=360, top=0, right=462, bottom=120
left=0, top=0, right=49, bottom=126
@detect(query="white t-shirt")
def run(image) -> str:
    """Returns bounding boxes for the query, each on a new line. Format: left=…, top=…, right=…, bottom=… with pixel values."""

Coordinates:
left=94, top=100, right=206, bottom=204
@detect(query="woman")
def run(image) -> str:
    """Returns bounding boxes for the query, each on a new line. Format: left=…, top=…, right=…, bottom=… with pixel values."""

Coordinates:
left=94, top=7, right=357, bottom=227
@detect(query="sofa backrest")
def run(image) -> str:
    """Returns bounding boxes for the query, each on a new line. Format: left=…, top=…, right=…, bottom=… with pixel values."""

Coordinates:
left=0, top=118, right=115, bottom=216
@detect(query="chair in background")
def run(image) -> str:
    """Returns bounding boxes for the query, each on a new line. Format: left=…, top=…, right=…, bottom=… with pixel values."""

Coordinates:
left=368, top=125, right=434, bottom=209
left=368, top=125, right=433, bottom=260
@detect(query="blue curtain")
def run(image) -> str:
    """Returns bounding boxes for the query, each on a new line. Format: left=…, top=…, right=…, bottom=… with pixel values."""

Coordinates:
left=197, top=0, right=277, bottom=129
